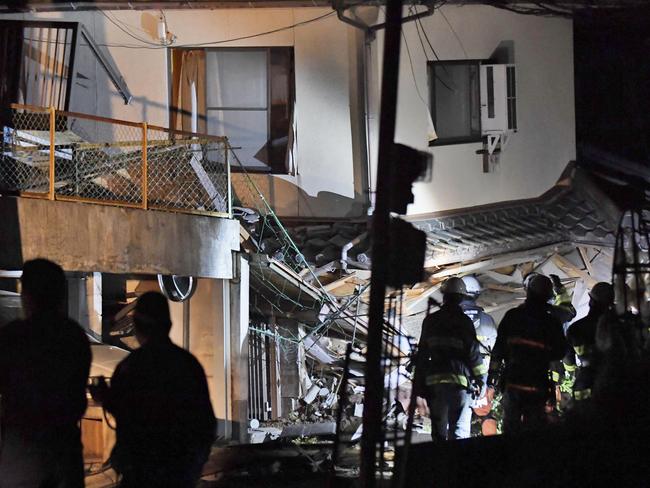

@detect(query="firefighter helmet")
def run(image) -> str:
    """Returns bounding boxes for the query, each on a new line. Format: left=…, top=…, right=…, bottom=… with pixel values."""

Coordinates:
left=461, top=276, right=481, bottom=297
left=526, top=274, right=554, bottom=301
left=441, top=277, right=467, bottom=296
left=589, top=282, right=614, bottom=306
left=523, top=272, right=541, bottom=291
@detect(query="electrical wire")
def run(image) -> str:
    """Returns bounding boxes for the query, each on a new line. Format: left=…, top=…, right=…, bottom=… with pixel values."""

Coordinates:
left=94, top=10, right=336, bottom=50
left=401, top=25, right=430, bottom=114
left=99, top=10, right=162, bottom=47
left=410, top=7, right=453, bottom=92
left=415, top=8, right=443, bottom=62
left=412, top=8, right=431, bottom=62
left=378, top=5, right=427, bottom=107
left=21, top=10, right=334, bottom=50
left=106, top=10, right=153, bottom=37
left=438, top=8, right=469, bottom=59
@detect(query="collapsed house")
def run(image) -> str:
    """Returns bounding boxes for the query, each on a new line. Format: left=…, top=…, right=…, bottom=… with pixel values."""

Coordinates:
left=0, top=1, right=617, bottom=484
left=229, top=162, right=620, bottom=446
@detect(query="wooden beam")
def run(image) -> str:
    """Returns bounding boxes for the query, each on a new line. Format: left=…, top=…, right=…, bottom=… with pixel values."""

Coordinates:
left=551, top=253, right=597, bottom=288
left=577, top=246, right=596, bottom=276
left=323, top=271, right=363, bottom=294
left=429, top=243, right=572, bottom=279
left=404, top=283, right=442, bottom=315
left=483, top=299, right=524, bottom=314
left=485, top=283, right=523, bottom=294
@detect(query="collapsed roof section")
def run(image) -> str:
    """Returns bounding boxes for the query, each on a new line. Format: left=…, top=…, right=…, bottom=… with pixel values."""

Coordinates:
left=238, top=162, right=625, bottom=372
left=407, top=163, right=619, bottom=270
left=239, top=162, right=625, bottom=328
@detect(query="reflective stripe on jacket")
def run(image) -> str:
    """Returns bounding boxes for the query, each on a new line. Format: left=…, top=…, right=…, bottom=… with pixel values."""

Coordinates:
left=489, top=301, right=567, bottom=390
left=418, top=304, right=485, bottom=389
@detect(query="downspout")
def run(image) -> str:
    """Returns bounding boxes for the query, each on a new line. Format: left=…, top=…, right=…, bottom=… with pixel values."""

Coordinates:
left=337, top=2, right=374, bottom=214
left=363, top=32, right=374, bottom=210
left=334, top=3, right=434, bottom=212
left=341, top=232, right=368, bottom=271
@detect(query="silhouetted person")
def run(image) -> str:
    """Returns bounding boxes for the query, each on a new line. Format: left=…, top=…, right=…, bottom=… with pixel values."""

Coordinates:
left=563, top=282, right=614, bottom=408
left=91, top=292, right=215, bottom=487
left=0, top=259, right=91, bottom=487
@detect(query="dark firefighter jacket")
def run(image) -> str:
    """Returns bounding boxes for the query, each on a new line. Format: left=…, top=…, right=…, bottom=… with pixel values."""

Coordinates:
left=418, top=303, right=487, bottom=390
left=489, top=301, right=567, bottom=391
left=461, top=299, right=498, bottom=355
left=549, top=287, right=577, bottom=383
left=563, top=311, right=601, bottom=400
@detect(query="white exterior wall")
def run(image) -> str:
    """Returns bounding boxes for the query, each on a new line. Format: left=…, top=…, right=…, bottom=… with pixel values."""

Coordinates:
left=370, top=5, right=576, bottom=215
left=2, top=5, right=575, bottom=217
left=2, top=8, right=358, bottom=217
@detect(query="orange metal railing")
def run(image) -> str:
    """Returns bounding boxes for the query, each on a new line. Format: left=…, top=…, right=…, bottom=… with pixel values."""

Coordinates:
left=1, top=104, right=232, bottom=218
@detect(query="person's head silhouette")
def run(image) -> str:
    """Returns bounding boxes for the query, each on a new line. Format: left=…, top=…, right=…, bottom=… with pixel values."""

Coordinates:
left=20, top=258, right=67, bottom=318
left=133, top=291, right=172, bottom=346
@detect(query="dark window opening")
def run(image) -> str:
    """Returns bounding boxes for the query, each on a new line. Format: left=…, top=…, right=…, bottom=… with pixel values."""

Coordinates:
left=170, top=47, right=295, bottom=174
left=486, top=66, right=495, bottom=119
left=506, top=66, right=517, bottom=130
left=428, top=60, right=482, bottom=146
left=0, top=20, right=77, bottom=126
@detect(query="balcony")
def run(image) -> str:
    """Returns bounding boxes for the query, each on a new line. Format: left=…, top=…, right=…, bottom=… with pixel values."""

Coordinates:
left=0, top=104, right=239, bottom=279
left=1, top=103, right=231, bottom=217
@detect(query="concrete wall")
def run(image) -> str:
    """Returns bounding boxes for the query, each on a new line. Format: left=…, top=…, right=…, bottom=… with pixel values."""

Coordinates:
left=370, top=5, right=576, bottom=215
left=169, top=277, right=232, bottom=437
left=2, top=5, right=575, bottom=217
left=0, top=196, right=240, bottom=279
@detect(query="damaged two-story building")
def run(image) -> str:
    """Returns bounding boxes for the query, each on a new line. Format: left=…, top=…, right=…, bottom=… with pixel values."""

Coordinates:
left=1, top=1, right=624, bottom=466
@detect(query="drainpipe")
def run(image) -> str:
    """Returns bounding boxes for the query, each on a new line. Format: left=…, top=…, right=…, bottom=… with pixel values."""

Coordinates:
left=182, top=299, right=190, bottom=350
left=363, top=32, right=374, bottom=210
left=341, top=232, right=368, bottom=271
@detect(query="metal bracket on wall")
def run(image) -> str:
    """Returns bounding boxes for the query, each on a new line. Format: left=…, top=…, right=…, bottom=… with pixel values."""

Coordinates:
left=79, top=24, right=133, bottom=105
left=332, top=0, right=434, bottom=38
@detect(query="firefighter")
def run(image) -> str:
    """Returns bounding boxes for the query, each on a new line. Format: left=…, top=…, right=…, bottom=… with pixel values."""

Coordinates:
left=460, top=275, right=498, bottom=436
left=488, top=274, right=567, bottom=433
left=563, top=282, right=614, bottom=406
left=416, top=277, right=486, bottom=441
left=524, top=272, right=576, bottom=412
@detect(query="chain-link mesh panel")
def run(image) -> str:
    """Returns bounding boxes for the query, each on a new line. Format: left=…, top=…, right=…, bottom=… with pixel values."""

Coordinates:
left=1, top=107, right=52, bottom=196
left=146, top=127, right=229, bottom=214
left=230, top=151, right=308, bottom=273
left=1, top=106, right=231, bottom=216
left=55, top=113, right=144, bottom=205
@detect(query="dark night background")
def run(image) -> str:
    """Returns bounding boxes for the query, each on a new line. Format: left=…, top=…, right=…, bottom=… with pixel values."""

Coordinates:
left=574, top=6, right=650, bottom=166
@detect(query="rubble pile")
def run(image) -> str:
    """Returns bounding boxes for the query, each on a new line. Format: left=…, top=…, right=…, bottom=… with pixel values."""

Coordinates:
left=234, top=207, right=370, bottom=271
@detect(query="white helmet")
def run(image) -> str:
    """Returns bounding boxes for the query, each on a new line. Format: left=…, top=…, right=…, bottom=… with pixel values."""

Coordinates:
left=440, top=277, right=467, bottom=296
left=461, top=276, right=481, bottom=297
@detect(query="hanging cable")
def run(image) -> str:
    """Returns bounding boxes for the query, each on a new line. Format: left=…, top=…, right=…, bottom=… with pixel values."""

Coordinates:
left=99, top=10, right=162, bottom=47
left=400, top=19, right=439, bottom=141
left=92, top=11, right=335, bottom=50
left=415, top=9, right=443, bottom=62
left=438, top=8, right=469, bottom=59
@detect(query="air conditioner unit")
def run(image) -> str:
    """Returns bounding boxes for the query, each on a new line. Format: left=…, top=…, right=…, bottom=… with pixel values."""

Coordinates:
left=480, top=64, right=517, bottom=135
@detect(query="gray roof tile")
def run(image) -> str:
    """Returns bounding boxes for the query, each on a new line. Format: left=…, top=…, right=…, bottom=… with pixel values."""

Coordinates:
left=407, top=166, right=618, bottom=267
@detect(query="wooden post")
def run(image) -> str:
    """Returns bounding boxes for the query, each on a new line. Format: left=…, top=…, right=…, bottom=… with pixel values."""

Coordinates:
left=142, top=122, right=148, bottom=209
left=49, top=106, right=56, bottom=200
